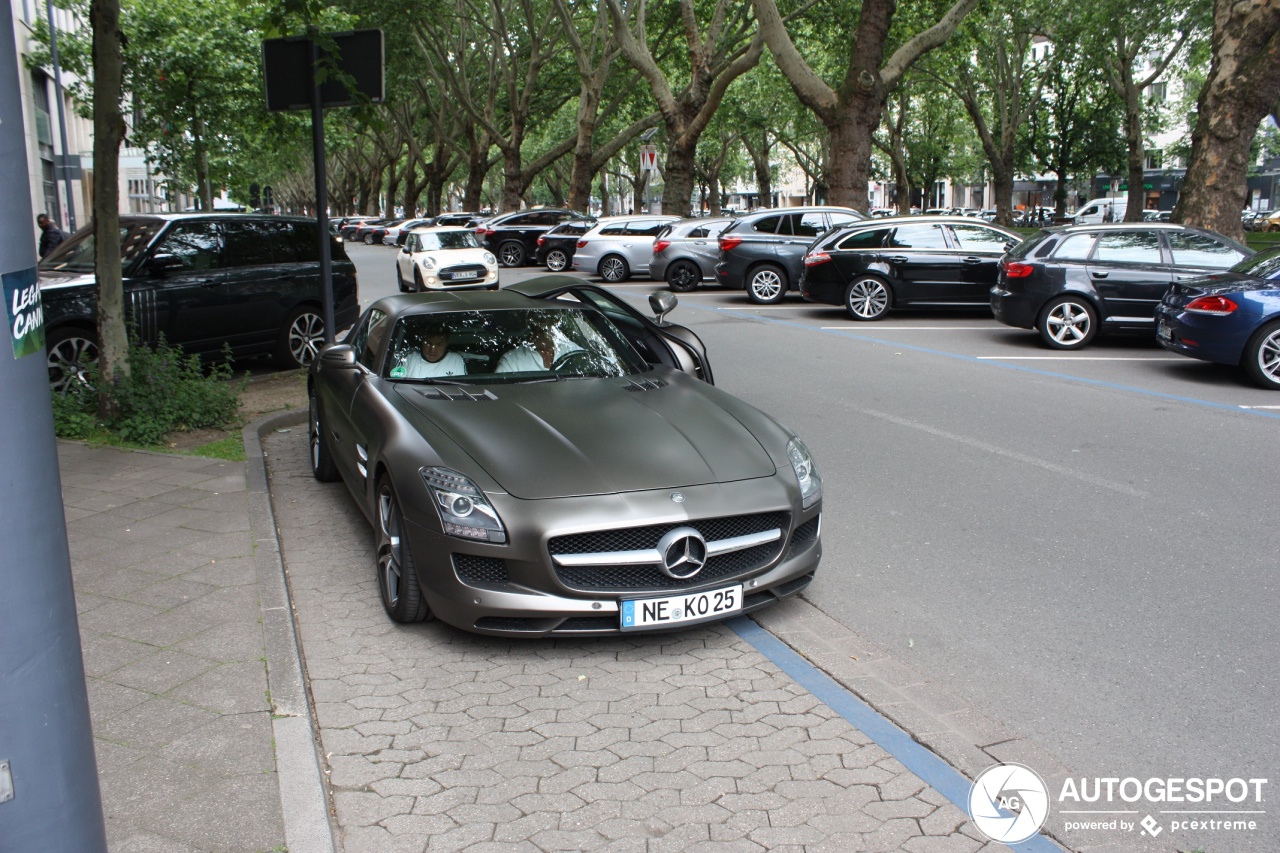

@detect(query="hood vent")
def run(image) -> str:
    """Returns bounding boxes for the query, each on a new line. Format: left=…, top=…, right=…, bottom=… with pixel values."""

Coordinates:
left=623, top=377, right=667, bottom=392
left=414, top=386, right=498, bottom=402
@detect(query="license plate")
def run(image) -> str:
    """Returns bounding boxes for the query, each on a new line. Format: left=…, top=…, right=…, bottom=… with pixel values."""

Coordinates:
left=620, top=584, right=742, bottom=630
left=1157, top=319, right=1172, bottom=341
left=448, top=273, right=479, bottom=281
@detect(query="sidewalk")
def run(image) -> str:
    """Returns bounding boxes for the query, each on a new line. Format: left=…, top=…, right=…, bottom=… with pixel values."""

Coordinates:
left=60, top=415, right=1023, bottom=853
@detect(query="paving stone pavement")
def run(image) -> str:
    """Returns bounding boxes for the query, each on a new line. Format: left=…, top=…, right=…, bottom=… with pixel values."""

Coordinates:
left=265, top=426, right=1012, bottom=853
left=58, top=441, right=285, bottom=853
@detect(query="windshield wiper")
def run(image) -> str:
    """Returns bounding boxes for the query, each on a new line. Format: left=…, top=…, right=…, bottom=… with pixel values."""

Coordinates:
left=394, top=376, right=473, bottom=385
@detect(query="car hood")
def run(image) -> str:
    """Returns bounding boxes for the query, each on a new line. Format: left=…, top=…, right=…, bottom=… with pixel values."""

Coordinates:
left=37, top=270, right=96, bottom=290
left=396, top=375, right=777, bottom=499
left=415, top=248, right=493, bottom=265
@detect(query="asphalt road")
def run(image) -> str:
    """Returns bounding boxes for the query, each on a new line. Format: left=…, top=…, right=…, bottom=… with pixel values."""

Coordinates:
left=344, top=239, right=1280, bottom=845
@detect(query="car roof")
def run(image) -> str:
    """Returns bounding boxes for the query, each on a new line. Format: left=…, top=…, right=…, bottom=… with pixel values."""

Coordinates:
left=738, top=206, right=860, bottom=218
left=831, top=214, right=1019, bottom=233
left=407, top=225, right=475, bottom=234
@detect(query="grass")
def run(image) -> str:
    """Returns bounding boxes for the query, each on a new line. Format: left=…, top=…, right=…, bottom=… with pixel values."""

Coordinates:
left=190, top=435, right=246, bottom=461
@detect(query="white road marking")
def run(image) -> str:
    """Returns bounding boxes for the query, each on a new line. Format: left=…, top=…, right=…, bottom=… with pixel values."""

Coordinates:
left=715, top=305, right=823, bottom=310
left=860, top=408, right=1149, bottom=498
left=820, top=326, right=1005, bottom=330
left=1238, top=405, right=1280, bottom=409
left=975, top=356, right=1178, bottom=361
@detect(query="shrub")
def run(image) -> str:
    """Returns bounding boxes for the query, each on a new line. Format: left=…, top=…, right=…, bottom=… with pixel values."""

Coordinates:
left=51, top=337, right=244, bottom=447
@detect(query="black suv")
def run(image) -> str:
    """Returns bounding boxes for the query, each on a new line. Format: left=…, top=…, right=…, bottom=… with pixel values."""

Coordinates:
left=535, top=218, right=596, bottom=271
left=40, top=214, right=360, bottom=390
left=990, top=223, right=1252, bottom=349
left=478, top=208, right=584, bottom=267
left=715, top=206, right=866, bottom=303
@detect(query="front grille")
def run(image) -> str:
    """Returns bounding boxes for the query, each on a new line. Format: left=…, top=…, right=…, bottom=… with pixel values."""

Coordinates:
left=555, top=616, right=618, bottom=632
left=549, top=512, right=788, bottom=593
left=453, top=554, right=510, bottom=585
left=473, top=616, right=557, bottom=632
left=440, top=263, right=488, bottom=281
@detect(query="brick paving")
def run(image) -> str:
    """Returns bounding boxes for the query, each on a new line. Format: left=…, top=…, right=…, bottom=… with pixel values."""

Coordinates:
left=265, top=427, right=1006, bottom=852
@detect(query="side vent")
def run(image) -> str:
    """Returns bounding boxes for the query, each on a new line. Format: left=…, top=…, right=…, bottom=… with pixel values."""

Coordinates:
left=623, top=377, right=668, bottom=392
left=416, top=387, right=498, bottom=402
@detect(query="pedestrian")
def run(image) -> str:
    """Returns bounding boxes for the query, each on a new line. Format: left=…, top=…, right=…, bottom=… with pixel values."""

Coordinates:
left=1102, top=203, right=1114, bottom=223
left=37, top=213, right=66, bottom=258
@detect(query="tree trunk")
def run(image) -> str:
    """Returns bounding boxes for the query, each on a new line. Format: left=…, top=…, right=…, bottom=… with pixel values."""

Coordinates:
left=501, top=140, right=524, bottom=212
left=709, top=175, right=721, bottom=215
left=1121, top=82, right=1146, bottom=221
left=992, top=166, right=1016, bottom=226
left=91, top=0, right=129, bottom=417
left=826, top=100, right=880, bottom=210
left=568, top=87, right=600, bottom=214
left=890, top=150, right=911, bottom=214
left=465, top=150, right=489, bottom=212
left=599, top=170, right=610, bottom=216
left=1175, top=0, right=1280, bottom=242
left=662, top=144, right=696, bottom=216
left=192, top=113, right=212, bottom=212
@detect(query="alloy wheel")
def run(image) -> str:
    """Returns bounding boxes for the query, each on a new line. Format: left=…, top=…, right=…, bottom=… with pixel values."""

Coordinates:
left=47, top=333, right=98, bottom=394
left=546, top=249, right=568, bottom=271
left=846, top=278, right=890, bottom=320
left=600, top=256, right=627, bottom=282
left=1044, top=301, right=1093, bottom=346
left=377, top=485, right=405, bottom=610
left=287, top=312, right=325, bottom=366
left=749, top=269, right=783, bottom=302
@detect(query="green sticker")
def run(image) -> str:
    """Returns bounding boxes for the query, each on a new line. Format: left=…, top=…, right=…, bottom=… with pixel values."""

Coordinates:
left=3, top=267, right=44, bottom=359
left=390, top=365, right=406, bottom=378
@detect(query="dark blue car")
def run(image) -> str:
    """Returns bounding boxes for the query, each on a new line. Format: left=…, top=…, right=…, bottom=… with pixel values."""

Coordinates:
left=1155, top=247, right=1280, bottom=389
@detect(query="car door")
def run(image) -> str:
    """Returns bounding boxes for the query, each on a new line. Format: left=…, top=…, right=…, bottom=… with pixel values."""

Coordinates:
left=883, top=223, right=964, bottom=302
left=688, top=221, right=728, bottom=274
left=621, top=219, right=670, bottom=272
left=948, top=223, right=1019, bottom=302
left=321, top=308, right=390, bottom=488
left=217, top=220, right=289, bottom=348
left=508, top=280, right=714, bottom=383
left=776, top=212, right=827, bottom=284
left=829, top=226, right=891, bottom=282
left=142, top=220, right=237, bottom=355
left=1086, top=230, right=1172, bottom=321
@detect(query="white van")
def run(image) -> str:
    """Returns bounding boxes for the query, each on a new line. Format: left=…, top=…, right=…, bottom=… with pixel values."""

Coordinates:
left=1071, top=197, right=1128, bottom=224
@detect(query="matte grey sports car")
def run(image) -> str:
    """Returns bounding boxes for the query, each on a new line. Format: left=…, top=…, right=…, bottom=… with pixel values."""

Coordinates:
left=307, top=276, right=823, bottom=636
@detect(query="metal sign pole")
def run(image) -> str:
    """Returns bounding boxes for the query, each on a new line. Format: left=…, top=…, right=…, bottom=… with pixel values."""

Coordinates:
left=44, top=0, right=77, bottom=231
left=0, top=8, right=107, bottom=849
left=309, top=31, right=335, bottom=345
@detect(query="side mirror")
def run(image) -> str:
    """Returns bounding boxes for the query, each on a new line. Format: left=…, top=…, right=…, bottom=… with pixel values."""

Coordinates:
left=149, top=253, right=185, bottom=276
left=649, top=290, right=677, bottom=324
left=319, top=344, right=359, bottom=368
left=400, top=245, right=409, bottom=254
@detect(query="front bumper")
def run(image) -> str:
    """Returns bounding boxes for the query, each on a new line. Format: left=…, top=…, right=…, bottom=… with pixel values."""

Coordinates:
left=403, top=475, right=823, bottom=637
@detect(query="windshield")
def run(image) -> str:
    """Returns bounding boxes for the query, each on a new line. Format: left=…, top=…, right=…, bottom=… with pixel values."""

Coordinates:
left=385, top=308, right=647, bottom=382
left=416, top=231, right=480, bottom=251
left=1231, top=247, right=1280, bottom=280
left=39, top=221, right=164, bottom=274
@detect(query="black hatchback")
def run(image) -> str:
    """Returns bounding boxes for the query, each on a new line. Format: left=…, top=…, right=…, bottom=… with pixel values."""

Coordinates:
left=800, top=216, right=1020, bottom=319
left=990, top=223, right=1252, bottom=349
left=714, top=206, right=866, bottom=303
left=40, top=214, right=360, bottom=390
left=534, top=218, right=596, bottom=271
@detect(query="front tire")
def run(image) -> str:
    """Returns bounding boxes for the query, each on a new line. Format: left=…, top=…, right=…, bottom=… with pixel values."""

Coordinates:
left=844, top=276, right=892, bottom=320
left=308, top=389, right=340, bottom=482
left=599, top=254, right=630, bottom=283
left=1242, top=319, right=1280, bottom=389
left=396, top=265, right=408, bottom=292
left=46, top=326, right=99, bottom=393
left=666, top=260, right=700, bottom=292
left=747, top=264, right=787, bottom=304
left=498, top=241, right=526, bottom=267
left=1038, top=296, right=1098, bottom=349
left=277, top=306, right=325, bottom=368
left=545, top=248, right=569, bottom=272
left=375, top=477, right=431, bottom=623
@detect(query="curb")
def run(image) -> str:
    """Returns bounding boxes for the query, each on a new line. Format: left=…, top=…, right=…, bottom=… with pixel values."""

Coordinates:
left=243, top=409, right=336, bottom=853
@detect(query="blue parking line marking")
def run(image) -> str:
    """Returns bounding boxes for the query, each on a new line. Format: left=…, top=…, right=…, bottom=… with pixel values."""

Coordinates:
left=727, top=616, right=1066, bottom=852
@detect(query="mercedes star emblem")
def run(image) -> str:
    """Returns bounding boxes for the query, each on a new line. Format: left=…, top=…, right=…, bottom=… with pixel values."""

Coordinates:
left=656, top=527, right=708, bottom=579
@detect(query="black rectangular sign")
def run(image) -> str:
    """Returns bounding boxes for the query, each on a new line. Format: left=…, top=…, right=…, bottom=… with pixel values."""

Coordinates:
left=262, top=28, right=384, bottom=112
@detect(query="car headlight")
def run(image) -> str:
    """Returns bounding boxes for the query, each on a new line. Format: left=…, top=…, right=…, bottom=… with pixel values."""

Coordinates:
left=421, top=467, right=507, bottom=543
left=786, top=438, right=821, bottom=509
left=420, top=255, right=437, bottom=270
left=483, top=252, right=497, bottom=265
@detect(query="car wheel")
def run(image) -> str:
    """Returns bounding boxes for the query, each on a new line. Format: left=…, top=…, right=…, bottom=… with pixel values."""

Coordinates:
left=1038, top=296, right=1098, bottom=349
left=375, top=476, right=431, bottom=623
left=1242, top=319, right=1280, bottom=389
left=364, top=233, right=374, bottom=244
left=396, top=265, right=408, bottom=292
left=413, top=268, right=425, bottom=292
left=277, top=306, right=325, bottom=368
left=308, top=388, right=340, bottom=482
left=747, top=264, right=787, bottom=304
left=498, top=241, right=526, bottom=267
left=46, top=326, right=99, bottom=394
left=599, top=254, right=630, bottom=283
left=844, top=276, right=892, bottom=320
left=545, top=249, right=569, bottom=272
left=666, top=260, right=700, bottom=292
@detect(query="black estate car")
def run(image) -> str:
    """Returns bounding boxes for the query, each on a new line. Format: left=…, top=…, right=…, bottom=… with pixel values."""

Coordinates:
left=800, top=216, right=1021, bottom=319
left=478, top=208, right=583, bottom=267
left=535, top=218, right=596, bottom=271
left=40, top=214, right=360, bottom=391
left=990, top=223, right=1252, bottom=349
left=714, top=206, right=866, bottom=303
